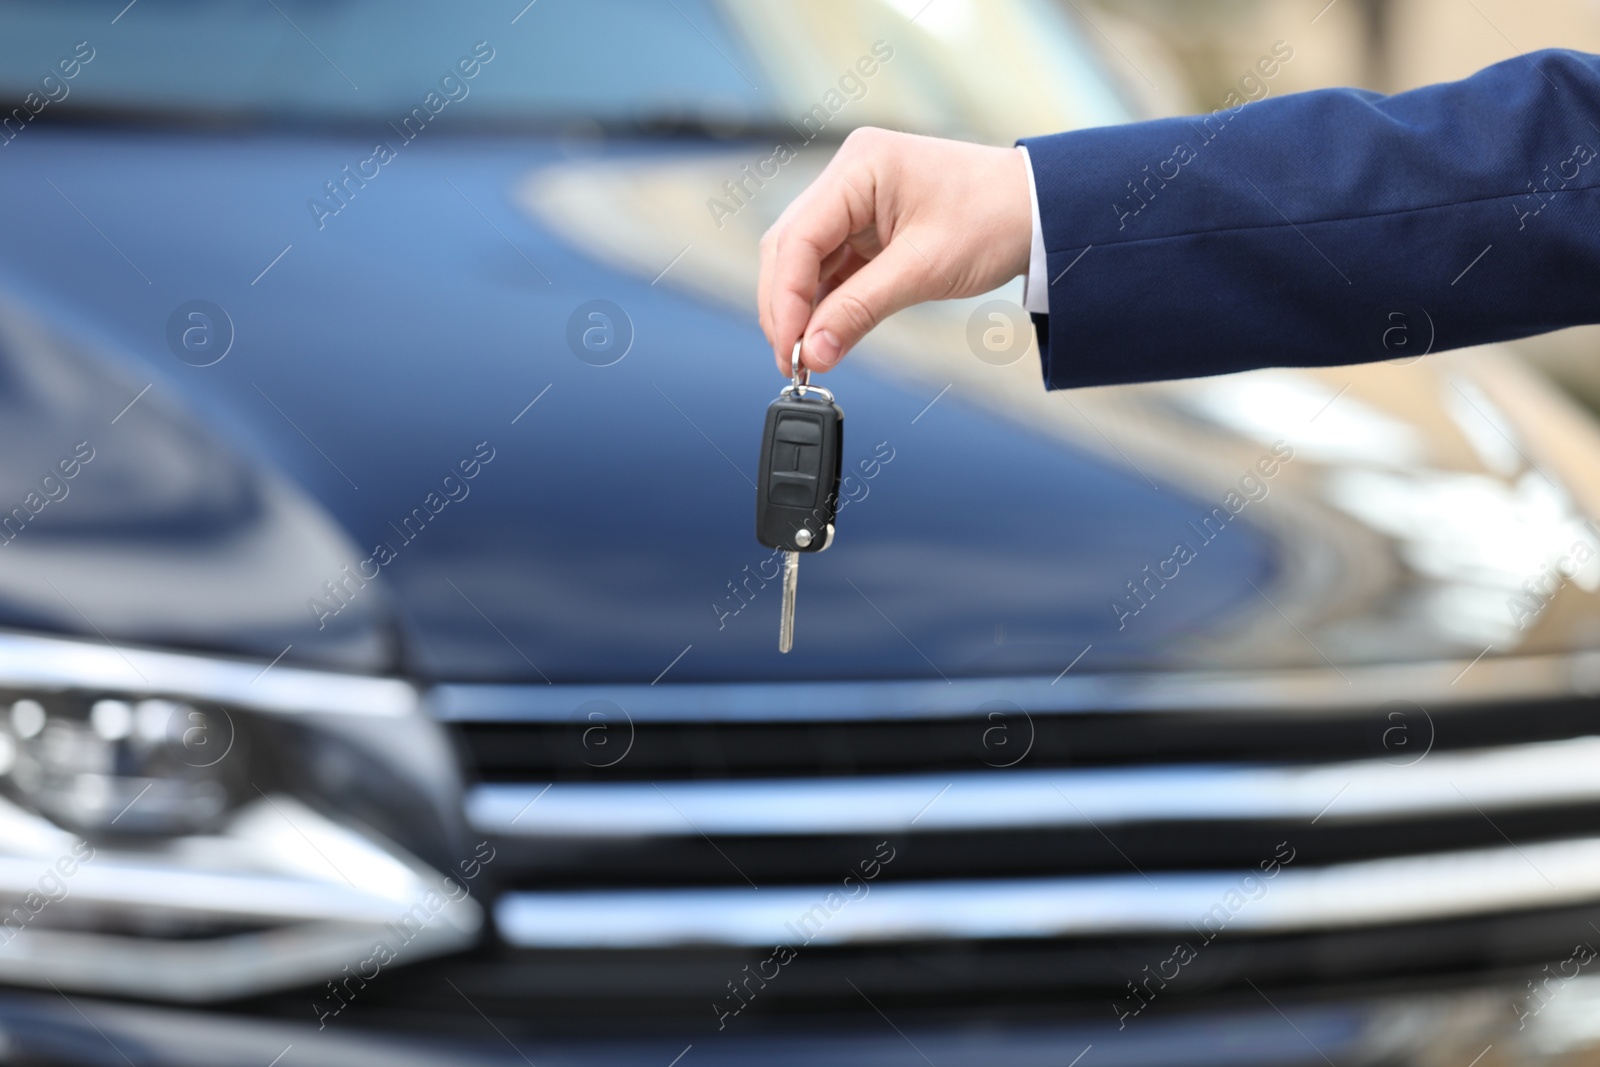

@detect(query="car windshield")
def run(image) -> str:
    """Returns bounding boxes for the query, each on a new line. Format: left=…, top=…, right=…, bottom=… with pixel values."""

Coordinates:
left=0, top=0, right=1130, bottom=143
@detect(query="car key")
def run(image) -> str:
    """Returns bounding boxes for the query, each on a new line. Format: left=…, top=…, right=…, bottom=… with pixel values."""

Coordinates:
left=756, top=342, right=843, bottom=652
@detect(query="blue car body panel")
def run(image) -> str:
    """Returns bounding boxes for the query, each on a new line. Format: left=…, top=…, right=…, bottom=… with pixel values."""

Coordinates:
left=0, top=129, right=1272, bottom=682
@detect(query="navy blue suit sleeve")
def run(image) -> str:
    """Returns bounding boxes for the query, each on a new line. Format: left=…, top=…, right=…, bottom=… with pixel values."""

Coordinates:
left=1019, top=49, right=1600, bottom=388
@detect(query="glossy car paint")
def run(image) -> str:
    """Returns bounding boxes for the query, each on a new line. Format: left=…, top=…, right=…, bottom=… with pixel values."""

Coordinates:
left=0, top=130, right=1271, bottom=683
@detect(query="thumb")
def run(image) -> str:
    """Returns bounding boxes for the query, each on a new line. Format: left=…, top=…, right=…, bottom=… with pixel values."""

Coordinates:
left=802, top=239, right=935, bottom=372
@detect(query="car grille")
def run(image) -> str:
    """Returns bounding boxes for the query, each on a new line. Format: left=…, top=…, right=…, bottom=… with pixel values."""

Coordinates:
left=432, top=655, right=1600, bottom=1018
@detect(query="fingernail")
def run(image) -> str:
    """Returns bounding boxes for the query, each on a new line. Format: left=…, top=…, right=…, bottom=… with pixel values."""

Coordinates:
left=807, top=329, right=841, bottom=368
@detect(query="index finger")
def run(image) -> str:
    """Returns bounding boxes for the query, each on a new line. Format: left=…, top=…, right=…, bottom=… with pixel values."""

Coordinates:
left=761, top=162, right=873, bottom=375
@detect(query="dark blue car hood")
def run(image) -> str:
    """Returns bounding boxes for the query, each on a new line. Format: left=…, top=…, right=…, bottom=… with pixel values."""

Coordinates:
left=0, top=128, right=1271, bottom=683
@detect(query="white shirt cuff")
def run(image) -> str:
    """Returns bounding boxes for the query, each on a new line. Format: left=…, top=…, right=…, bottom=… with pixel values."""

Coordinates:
left=1018, top=144, right=1049, bottom=316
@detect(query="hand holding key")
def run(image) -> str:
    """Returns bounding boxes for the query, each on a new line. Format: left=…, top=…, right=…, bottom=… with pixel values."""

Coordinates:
left=758, top=127, right=1034, bottom=377
left=756, top=344, right=844, bottom=652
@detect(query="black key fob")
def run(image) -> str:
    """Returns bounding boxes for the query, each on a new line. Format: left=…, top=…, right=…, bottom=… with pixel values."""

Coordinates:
left=756, top=370, right=842, bottom=553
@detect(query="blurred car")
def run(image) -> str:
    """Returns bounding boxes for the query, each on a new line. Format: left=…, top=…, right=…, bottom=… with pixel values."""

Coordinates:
left=0, top=1, right=1598, bottom=1063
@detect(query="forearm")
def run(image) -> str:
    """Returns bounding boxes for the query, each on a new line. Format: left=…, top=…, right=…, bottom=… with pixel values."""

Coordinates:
left=1022, top=48, right=1600, bottom=388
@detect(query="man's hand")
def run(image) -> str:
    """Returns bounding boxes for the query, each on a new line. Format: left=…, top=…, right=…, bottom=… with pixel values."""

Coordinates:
left=758, top=128, right=1034, bottom=376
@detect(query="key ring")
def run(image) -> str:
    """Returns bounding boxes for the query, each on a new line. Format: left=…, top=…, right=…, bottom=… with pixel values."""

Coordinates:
left=782, top=339, right=835, bottom=402
left=791, top=340, right=810, bottom=394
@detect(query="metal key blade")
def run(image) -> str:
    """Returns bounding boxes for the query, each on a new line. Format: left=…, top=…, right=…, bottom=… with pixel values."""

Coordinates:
left=778, top=550, right=799, bottom=653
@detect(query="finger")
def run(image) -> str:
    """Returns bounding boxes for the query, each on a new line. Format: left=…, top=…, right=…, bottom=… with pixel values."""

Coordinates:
left=758, top=228, right=777, bottom=350
left=759, top=230, right=786, bottom=375
left=760, top=202, right=815, bottom=373
left=768, top=169, right=874, bottom=374
left=803, top=238, right=931, bottom=372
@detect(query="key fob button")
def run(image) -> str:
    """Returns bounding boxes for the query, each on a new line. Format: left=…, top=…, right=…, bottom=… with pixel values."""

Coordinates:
left=776, top=414, right=823, bottom=444
left=768, top=473, right=817, bottom=507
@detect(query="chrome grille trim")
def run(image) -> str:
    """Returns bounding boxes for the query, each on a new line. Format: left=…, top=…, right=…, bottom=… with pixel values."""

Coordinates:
left=432, top=650, right=1600, bottom=722
left=469, top=734, right=1600, bottom=838
left=495, top=834, right=1600, bottom=949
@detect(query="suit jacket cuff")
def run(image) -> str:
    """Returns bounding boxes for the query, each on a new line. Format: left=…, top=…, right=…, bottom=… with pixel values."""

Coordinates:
left=1017, top=145, right=1050, bottom=315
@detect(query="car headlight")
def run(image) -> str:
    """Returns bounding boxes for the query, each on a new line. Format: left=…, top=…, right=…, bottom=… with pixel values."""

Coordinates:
left=2, top=693, right=235, bottom=837
left=0, top=629, right=478, bottom=1003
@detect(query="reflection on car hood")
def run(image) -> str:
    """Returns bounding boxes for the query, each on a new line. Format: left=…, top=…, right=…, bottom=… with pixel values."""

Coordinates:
left=0, top=129, right=1595, bottom=683
left=525, top=148, right=1600, bottom=675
